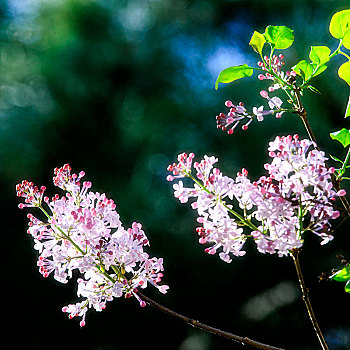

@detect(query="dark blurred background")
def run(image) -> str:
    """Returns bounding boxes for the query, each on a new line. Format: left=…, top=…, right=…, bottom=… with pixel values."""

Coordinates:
left=2, top=0, right=349, bottom=349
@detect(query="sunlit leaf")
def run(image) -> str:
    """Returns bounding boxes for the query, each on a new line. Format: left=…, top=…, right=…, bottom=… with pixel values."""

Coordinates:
left=345, top=95, right=350, bottom=118
left=343, top=30, right=350, bottom=50
left=311, top=63, right=327, bottom=78
left=330, top=265, right=350, bottom=282
left=309, top=46, right=330, bottom=65
left=249, top=31, right=266, bottom=55
left=329, top=9, right=350, bottom=41
left=215, top=64, right=254, bottom=90
left=345, top=280, right=350, bottom=293
left=264, top=25, right=294, bottom=49
left=292, top=60, right=313, bottom=81
left=338, top=60, right=350, bottom=86
left=330, top=128, right=350, bottom=147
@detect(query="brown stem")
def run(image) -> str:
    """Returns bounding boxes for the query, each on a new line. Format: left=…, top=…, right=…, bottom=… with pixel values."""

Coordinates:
left=135, top=290, right=285, bottom=350
left=293, top=84, right=318, bottom=145
left=333, top=181, right=350, bottom=217
left=291, top=249, right=329, bottom=350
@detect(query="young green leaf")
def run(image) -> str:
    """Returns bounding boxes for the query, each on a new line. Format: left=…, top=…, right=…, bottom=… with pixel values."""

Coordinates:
left=343, top=30, right=350, bottom=50
left=311, top=63, right=327, bottom=78
left=215, top=64, right=254, bottom=90
left=330, top=128, right=350, bottom=147
left=307, top=85, right=321, bottom=94
left=329, top=9, right=350, bottom=44
left=338, top=60, right=350, bottom=86
left=309, top=46, right=330, bottom=65
left=345, top=95, right=350, bottom=118
left=330, top=265, right=350, bottom=282
left=329, top=154, right=344, bottom=163
left=249, top=31, right=266, bottom=55
left=264, top=25, right=294, bottom=49
left=345, top=280, right=350, bottom=293
left=292, top=60, right=313, bottom=81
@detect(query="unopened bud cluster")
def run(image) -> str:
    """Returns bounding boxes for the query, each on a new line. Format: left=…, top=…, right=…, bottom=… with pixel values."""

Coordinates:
left=216, top=55, right=298, bottom=134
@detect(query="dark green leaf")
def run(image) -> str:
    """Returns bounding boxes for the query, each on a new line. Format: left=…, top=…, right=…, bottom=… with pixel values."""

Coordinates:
left=264, top=25, right=294, bottom=49
left=307, top=85, right=321, bottom=94
left=215, top=64, right=254, bottom=90
left=330, top=128, right=350, bottom=148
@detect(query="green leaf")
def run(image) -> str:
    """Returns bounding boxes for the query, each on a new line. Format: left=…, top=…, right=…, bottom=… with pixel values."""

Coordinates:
left=329, top=9, right=350, bottom=41
left=309, top=46, right=330, bottom=65
left=345, top=280, right=350, bottom=293
left=330, top=265, right=350, bottom=282
left=338, top=60, right=350, bottom=86
left=345, top=95, right=350, bottom=118
left=264, top=25, right=294, bottom=49
left=330, top=128, right=350, bottom=147
left=249, top=31, right=266, bottom=55
left=329, top=154, right=344, bottom=163
left=311, top=63, right=328, bottom=78
left=343, top=30, right=350, bottom=50
left=292, top=60, right=314, bottom=81
left=307, top=85, right=321, bottom=94
left=215, top=64, right=254, bottom=90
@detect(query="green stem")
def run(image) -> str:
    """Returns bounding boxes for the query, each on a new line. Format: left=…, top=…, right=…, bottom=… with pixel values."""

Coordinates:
left=328, top=40, right=343, bottom=60
left=337, top=147, right=350, bottom=180
left=39, top=204, right=118, bottom=284
left=39, top=205, right=86, bottom=255
left=297, top=197, right=303, bottom=240
left=185, top=171, right=260, bottom=232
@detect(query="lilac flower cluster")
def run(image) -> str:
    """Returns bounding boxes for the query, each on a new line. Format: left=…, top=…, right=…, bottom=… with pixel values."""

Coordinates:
left=17, top=164, right=168, bottom=327
left=167, top=135, right=345, bottom=262
left=216, top=55, right=297, bottom=134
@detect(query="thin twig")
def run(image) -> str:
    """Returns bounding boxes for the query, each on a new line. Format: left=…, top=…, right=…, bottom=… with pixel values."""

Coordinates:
left=290, top=249, right=329, bottom=350
left=293, top=84, right=318, bottom=145
left=135, top=290, right=285, bottom=350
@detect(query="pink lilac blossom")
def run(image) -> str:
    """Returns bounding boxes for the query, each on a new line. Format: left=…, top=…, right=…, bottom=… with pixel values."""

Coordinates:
left=216, top=55, right=296, bottom=134
left=167, top=135, right=345, bottom=262
left=17, top=164, right=168, bottom=327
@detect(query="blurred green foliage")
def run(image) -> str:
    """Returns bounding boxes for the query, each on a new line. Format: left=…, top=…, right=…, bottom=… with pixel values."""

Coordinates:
left=2, top=1, right=349, bottom=349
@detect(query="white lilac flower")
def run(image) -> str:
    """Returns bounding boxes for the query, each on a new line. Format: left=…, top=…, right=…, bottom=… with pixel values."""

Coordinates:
left=17, top=164, right=168, bottom=326
left=167, top=135, right=345, bottom=262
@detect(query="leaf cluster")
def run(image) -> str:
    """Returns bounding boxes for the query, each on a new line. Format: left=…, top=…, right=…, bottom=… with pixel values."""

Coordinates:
left=215, top=9, right=350, bottom=89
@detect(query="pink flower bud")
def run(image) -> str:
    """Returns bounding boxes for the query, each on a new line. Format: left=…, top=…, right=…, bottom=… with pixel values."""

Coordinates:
left=260, top=90, right=268, bottom=98
left=337, top=189, right=346, bottom=196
